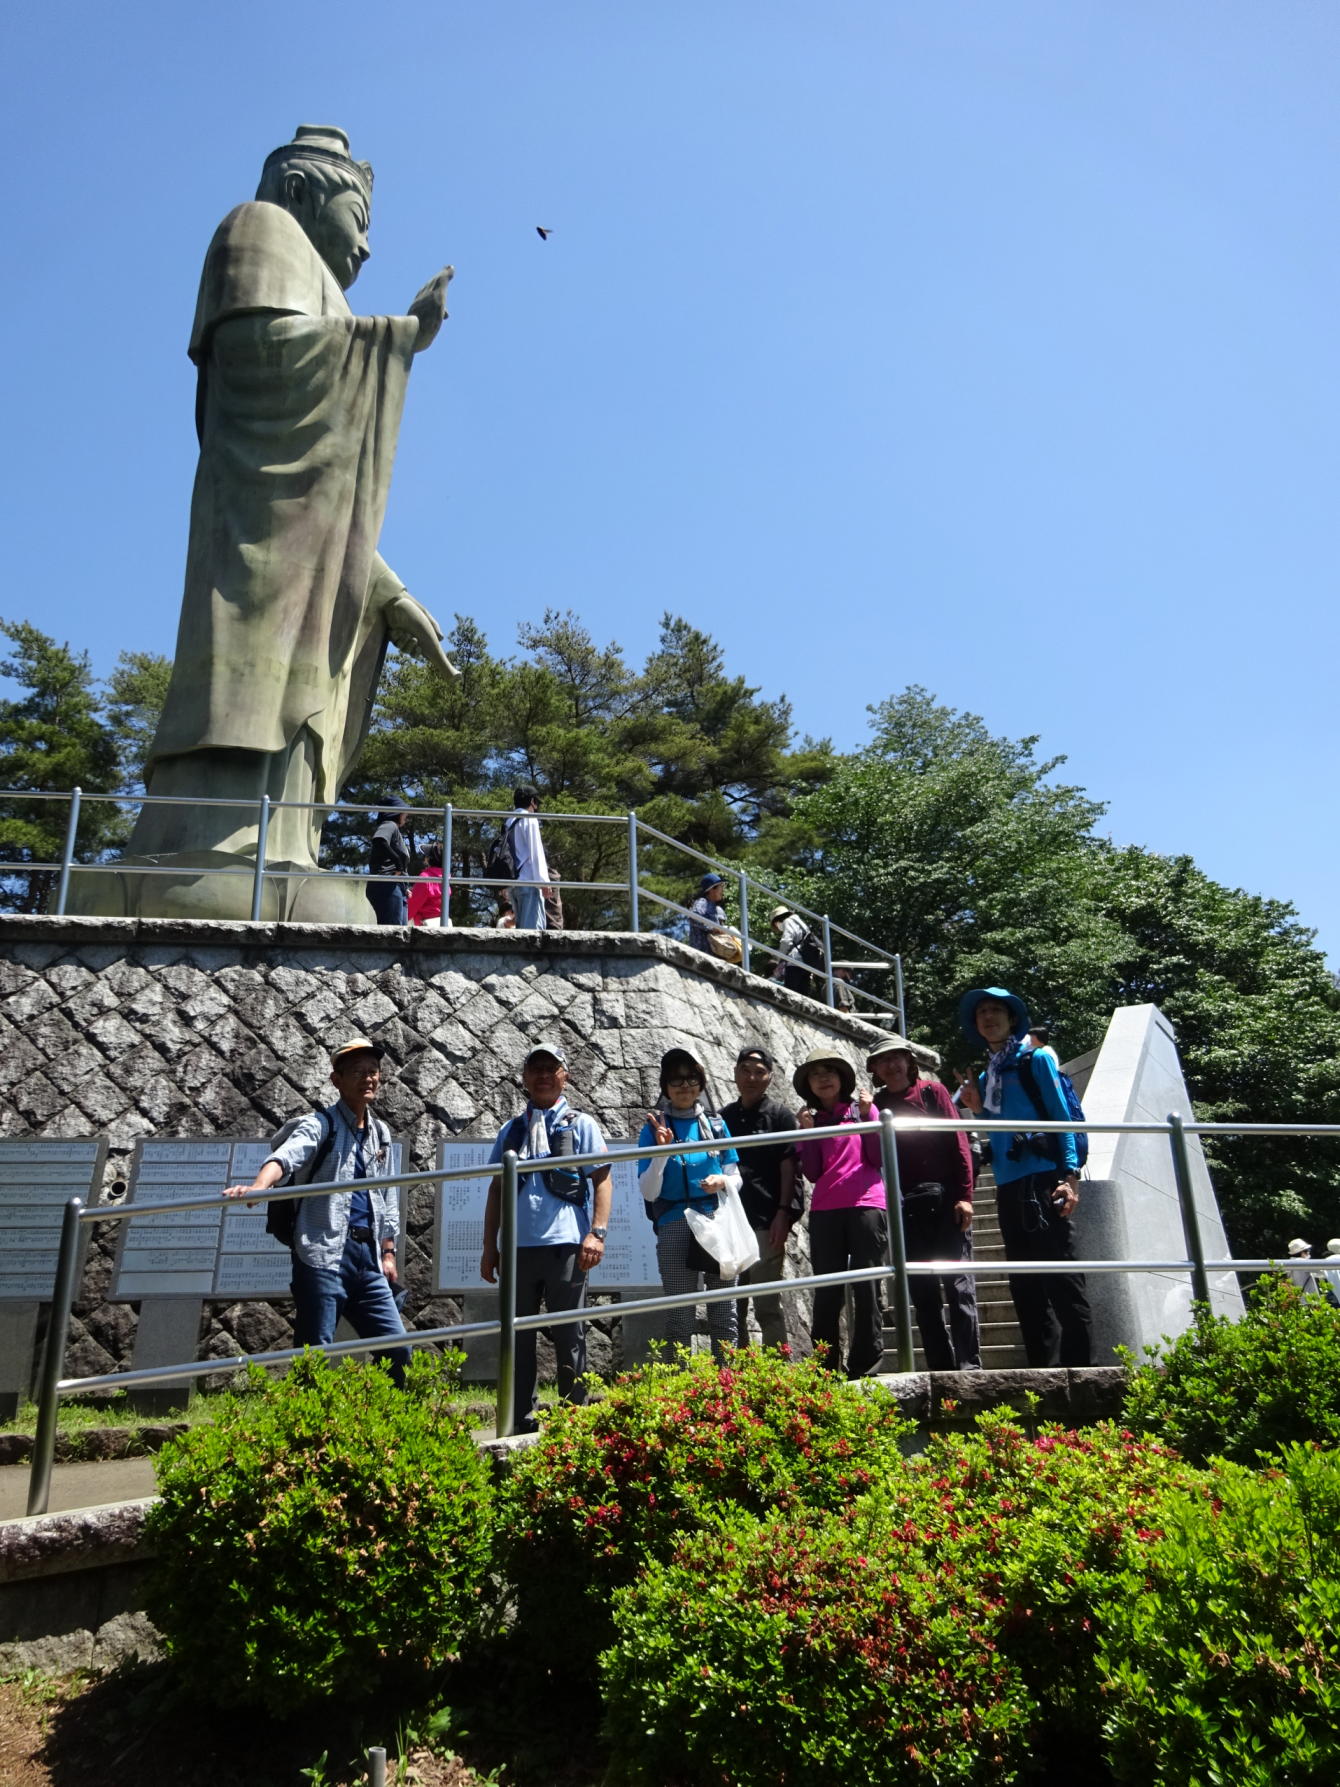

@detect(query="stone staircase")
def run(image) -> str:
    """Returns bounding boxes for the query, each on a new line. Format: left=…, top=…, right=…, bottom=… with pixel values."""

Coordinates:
left=881, top=1168, right=1029, bottom=1371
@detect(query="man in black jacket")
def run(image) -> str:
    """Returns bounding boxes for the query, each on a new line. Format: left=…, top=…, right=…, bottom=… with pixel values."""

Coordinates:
left=722, top=1045, right=802, bottom=1349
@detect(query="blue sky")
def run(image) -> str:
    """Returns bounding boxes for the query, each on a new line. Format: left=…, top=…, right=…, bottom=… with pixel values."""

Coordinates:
left=3, top=3, right=1337, bottom=959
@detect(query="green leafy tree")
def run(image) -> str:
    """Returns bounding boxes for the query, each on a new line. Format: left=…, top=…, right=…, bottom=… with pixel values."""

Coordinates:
left=103, top=648, right=172, bottom=793
left=785, top=686, right=1125, bottom=1043
left=787, top=687, right=1340, bottom=1248
left=1086, top=844, right=1340, bottom=1249
left=0, top=620, right=122, bottom=910
left=337, top=609, right=834, bottom=930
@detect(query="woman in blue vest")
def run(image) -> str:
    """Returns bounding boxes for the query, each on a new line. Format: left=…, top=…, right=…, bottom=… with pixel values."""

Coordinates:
left=638, top=1047, right=741, bottom=1358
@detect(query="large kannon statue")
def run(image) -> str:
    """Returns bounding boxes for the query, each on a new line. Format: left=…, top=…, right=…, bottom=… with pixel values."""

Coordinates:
left=77, top=124, right=458, bottom=921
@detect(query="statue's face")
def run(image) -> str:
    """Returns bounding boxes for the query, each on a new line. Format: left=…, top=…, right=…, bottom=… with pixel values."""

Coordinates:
left=306, top=185, right=371, bottom=290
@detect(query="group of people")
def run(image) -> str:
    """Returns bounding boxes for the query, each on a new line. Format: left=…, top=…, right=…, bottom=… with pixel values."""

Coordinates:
left=365, top=788, right=559, bottom=931
left=222, top=981, right=1090, bottom=1433
left=688, top=873, right=854, bottom=1004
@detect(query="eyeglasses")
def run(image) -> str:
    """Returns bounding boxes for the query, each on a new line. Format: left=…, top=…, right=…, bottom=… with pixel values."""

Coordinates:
left=666, top=1076, right=703, bottom=1089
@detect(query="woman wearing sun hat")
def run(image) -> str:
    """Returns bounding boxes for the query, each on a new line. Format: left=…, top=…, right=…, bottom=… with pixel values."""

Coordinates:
left=955, top=986, right=1091, bottom=1368
left=792, top=1046, right=886, bottom=1377
left=867, top=1036, right=978, bottom=1371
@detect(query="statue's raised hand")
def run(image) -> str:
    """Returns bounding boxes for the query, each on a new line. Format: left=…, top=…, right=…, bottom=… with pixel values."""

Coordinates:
left=409, top=266, right=454, bottom=353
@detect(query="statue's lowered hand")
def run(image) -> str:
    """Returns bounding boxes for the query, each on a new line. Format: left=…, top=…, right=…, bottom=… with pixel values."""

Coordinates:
left=409, top=266, right=454, bottom=353
left=384, top=591, right=461, bottom=680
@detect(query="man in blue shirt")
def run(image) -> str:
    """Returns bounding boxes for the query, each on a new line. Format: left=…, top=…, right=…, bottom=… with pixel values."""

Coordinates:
left=480, top=1044, right=613, bottom=1433
left=956, top=987, right=1092, bottom=1368
left=224, top=1034, right=408, bottom=1378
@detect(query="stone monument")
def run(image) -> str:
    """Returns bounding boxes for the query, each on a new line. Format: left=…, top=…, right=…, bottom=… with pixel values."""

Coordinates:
left=74, top=125, right=458, bottom=923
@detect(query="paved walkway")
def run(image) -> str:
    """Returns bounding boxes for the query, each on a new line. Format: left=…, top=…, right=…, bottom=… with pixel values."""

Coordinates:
left=0, top=1457, right=158, bottom=1521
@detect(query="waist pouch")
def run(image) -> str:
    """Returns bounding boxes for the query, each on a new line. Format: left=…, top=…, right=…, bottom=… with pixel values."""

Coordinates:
left=901, top=1181, right=949, bottom=1224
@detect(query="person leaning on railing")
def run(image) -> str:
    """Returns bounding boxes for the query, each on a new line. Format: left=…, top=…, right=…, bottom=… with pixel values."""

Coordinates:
left=223, top=1035, right=410, bottom=1381
left=792, top=1048, right=886, bottom=1379
left=638, top=1048, right=741, bottom=1359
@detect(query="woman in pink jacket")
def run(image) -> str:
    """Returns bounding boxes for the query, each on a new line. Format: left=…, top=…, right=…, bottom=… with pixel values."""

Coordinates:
left=793, top=1047, right=886, bottom=1378
left=408, top=841, right=448, bottom=927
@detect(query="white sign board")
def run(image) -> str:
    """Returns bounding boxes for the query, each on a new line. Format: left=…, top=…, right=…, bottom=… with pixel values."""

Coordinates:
left=110, top=1137, right=403, bottom=1300
left=0, top=1139, right=107, bottom=1300
left=432, top=1139, right=661, bottom=1292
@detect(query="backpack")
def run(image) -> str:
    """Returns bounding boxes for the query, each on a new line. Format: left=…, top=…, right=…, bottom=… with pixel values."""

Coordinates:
left=503, top=1109, right=592, bottom=1205
left=484, top=817, right=519, bottom=883
left=1016, top=1052, right=1089, bottom=1171
left=263, top=1108, right=389, bottom=1247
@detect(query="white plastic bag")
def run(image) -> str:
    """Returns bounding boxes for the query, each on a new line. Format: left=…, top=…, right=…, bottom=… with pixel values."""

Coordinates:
left=684, top=1183, right=761, bottom=1279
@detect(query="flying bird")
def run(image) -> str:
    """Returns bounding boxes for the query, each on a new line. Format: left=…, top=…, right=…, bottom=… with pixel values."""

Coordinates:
left=535, top=226, right=553, bottom=240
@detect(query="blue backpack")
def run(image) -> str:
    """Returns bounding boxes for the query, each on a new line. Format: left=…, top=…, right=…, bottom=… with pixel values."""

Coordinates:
left=1016, top=1052, right=1089, bottom=1171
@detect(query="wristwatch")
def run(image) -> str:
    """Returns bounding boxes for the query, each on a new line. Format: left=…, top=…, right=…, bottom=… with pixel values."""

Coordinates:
left=590, top=1225, right=609, bottom=1241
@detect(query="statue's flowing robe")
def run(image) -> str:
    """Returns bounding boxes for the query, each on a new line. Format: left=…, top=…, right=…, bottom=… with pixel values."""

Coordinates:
left=148, top=200, right=417, bottom=807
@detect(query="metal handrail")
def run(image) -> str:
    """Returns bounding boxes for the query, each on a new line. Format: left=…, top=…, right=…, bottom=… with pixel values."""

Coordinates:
left=0, top=786, right=906, bottom=1026
left=23, top=1109, right=1340, bottom=1515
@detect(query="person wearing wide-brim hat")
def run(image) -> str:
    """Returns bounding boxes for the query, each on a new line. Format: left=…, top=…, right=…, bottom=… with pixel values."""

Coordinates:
left=223, top=1035, right=409, bottom=1380
left=956, top=986, right=1092, bottom=1369
left=791, top=1048, right=888, bottom=1378
left=638, top=1047, right=742, bottom=1358
left=687, top=873, right=730, bottom=954
left=866, top=1035, right=979, bottom=1371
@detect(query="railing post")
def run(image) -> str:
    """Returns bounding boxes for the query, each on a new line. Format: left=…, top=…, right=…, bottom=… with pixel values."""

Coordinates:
left=495, top=1150, right=519, bottom=1438
left=737, top=870, right=751, bottom=969
left=822, top=913, right=836, bottom=1007
left=894, top=953, right=907, bottom=1035
left=27, top=1197, right=85, bottom=1517
left=877, top=1111, right=915, bottom=1372
left=626, top=812, right=640, bottom=933
left=54, top=786, right=82, bottom=917
left=250, top=794, right=271, bottom=922
left=1167, top=1111, right=1212, bottom=1318
left=442, top=803, right=453, bottom=920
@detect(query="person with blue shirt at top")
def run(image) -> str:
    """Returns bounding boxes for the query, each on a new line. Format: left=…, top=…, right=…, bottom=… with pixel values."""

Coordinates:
left=224, top=1035, right=409, bottom=1380
left=638, top=1046, right=741, bottom=1357
left=481, top=1044, right=612, bottom=1434
left=956, top=987, right=1092, bottom=1368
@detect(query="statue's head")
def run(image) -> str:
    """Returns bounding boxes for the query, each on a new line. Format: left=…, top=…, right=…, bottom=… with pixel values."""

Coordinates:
left=256, top=124, right=374, bottom=290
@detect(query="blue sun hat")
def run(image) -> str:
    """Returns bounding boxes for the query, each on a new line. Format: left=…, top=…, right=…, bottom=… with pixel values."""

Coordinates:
left=958, top=986, right=1030, bottom=1046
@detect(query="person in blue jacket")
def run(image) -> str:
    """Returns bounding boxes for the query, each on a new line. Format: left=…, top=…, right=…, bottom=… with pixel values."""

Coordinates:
left=956, top=986, right=1092, bottom=1367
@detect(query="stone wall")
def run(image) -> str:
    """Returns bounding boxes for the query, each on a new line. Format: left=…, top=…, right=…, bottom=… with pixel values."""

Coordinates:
left=0, top=915, right=896, bottom=1382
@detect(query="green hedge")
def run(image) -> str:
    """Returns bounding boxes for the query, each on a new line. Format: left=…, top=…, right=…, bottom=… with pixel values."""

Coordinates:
left=145, top=1352, right=495, bottom=1716
left=499, top=1345, right=913, bottom=1666
left=1122, top=1277, right=1340, bottom=1464
left=600, top=1415, right=1199, bottom=1784
left=1100, top=1443, right=1340, bottom=1784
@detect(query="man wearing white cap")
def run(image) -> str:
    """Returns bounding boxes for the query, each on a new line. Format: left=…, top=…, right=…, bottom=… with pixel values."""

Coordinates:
left=224, top=1036, right=408, bottom=1375
left=481, top=1045, right=612, bottom=1432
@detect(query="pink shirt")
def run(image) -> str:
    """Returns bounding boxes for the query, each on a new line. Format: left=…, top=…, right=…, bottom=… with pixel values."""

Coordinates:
left=408, top=865, right=445, bottom=925
left=796, top=1101, right=886, bottom=1212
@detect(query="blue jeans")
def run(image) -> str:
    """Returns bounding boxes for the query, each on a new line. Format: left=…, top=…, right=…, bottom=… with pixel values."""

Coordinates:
left=292, top=1230, right=410, bottom=1382
left=512, top=884, right=547, bottom=930
left=367, top=879, right=408, bottom=925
